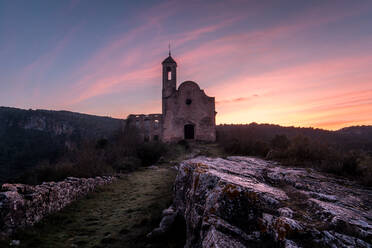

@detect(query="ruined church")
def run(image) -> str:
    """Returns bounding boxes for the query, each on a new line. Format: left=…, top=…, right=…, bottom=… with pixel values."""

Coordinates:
left=127, top=53, right=216, bottom=142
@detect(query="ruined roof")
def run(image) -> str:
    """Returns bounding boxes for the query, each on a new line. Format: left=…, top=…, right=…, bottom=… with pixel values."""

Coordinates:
left=162, top=55, right=177, bottom=65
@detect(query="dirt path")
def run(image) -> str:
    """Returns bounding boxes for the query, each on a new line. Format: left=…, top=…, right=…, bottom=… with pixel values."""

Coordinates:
left=7, top=165, right=178, bottom=248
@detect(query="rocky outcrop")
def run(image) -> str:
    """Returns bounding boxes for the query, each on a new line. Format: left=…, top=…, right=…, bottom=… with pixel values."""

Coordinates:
left=154, top=156, right=372, bottom=247
left=23, top=115, right=74, bottom=135
left=0, top=176, right=115, bottom=238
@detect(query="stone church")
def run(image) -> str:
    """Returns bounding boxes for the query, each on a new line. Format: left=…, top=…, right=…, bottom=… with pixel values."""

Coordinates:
left=127, top=52, right=216, bottom=142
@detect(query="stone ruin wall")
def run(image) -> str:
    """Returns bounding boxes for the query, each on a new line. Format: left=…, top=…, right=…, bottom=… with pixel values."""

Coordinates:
left=127, top=114, right=162, bottom=142
left=0, top=176, right=115, bottom=238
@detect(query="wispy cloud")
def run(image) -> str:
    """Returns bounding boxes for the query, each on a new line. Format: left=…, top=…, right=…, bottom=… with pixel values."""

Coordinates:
left=216, top=95, right=259, bottom=105
left=1, top=0, right=371, bottom=129
left=64, top=6, right=243, bottom=106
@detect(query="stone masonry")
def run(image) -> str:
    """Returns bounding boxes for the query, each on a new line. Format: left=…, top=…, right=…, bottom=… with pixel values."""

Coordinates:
left=0, top=176, right=115, bottom=238
left=127, top=53, right=216, bottom=142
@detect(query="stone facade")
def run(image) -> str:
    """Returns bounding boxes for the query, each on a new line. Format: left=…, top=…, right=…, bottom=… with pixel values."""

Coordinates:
left=127, top=54, right=216, bottom=142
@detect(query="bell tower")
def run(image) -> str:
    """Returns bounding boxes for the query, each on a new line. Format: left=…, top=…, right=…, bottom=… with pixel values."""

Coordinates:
left=162, top=50, right=177, bottom=114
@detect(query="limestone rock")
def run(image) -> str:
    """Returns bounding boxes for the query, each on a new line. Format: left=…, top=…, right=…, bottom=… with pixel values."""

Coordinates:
left=163, top=156, right=372, bottom=247
left=147, top=206, right=178, bottom=239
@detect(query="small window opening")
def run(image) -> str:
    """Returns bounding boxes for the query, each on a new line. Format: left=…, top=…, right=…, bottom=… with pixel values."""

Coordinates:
left=154, top=135, right=159, bottom=141
left=154, top=119, right=159, bottom=129
left=186, top=99, right=192, bottom=105
left=144, top=135, right=149, bottom=142
left=167, top=66, right=172, bottom=80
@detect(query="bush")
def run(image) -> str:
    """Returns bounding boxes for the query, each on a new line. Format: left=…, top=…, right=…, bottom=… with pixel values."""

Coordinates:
left=217, top=125, right=372, bottom=186
left=112, top=156, right=142, bottom=172
left=13, top=127, right=142, bottom=184
left=271, top=134, right=290, bottom=150
left=342, top=152, right=359, bottom=175
left=177, top=140, right=190, bottom=150
left=137, top=142, right=168, bottom=166
left=357, top=155, right=372, bottom=186
left=14, top=125, right=174, bottom=185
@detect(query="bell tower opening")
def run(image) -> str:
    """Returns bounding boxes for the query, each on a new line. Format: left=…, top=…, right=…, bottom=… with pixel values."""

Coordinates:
left=184, top=124, right=195, bottom=140
left=167, top=66, right=172, bottom=80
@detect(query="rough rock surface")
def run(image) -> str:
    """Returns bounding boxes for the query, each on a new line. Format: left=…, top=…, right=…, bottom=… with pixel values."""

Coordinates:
left=165, top=156, right=372, bottom=247
left=0, top=176, right=115, bottom=238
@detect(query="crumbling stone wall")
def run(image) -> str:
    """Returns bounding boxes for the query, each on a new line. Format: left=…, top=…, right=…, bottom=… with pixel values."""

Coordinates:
left=0, top=176, right=115, bottom=237
left=127, top=114, right=162, bottom=142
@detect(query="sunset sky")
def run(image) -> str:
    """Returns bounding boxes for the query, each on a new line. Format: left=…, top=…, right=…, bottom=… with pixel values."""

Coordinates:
left=1, top=0, right=371, bottom=130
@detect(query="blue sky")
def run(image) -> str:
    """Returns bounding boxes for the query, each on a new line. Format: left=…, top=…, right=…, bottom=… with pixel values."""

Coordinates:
left=1, top=0, right=372, bottom=129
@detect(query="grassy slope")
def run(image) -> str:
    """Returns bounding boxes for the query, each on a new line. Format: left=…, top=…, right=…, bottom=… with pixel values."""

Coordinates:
left=2, top=165, right=177, bottom=248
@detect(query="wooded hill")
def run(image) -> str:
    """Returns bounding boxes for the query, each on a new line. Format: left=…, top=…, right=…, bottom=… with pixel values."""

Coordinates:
left=0, top=107, right=124, bottom=183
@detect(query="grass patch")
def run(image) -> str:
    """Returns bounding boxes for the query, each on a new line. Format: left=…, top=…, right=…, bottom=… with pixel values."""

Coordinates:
left=3, top=165, right=178, bottom=248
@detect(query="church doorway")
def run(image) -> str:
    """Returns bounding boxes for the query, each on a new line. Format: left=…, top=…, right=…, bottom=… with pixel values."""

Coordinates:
left=184, top=124, right=195, bottom=139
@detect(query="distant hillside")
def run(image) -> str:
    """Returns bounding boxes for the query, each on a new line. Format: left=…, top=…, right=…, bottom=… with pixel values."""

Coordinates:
left=217, top=123, right=372, bottom=151
left=337, top=125, right=372, bottom=137
left=216, top=123, right=372, bottom=186
left=0, top=107, right=125, bottom=183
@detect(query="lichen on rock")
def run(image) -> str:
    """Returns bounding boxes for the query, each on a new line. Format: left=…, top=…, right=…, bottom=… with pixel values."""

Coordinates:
left=153, top=156, right=372, bottom=247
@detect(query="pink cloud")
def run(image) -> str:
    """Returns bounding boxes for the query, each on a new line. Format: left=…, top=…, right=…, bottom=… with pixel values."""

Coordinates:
left=46, top=0, right=372, bottom=130
left=69, top=64, right=159, bottom=105
left=216, top=95, right=259, bottom=105
left=63, top=9, right=244, bottom=106
left=208, top=53, right=372, bottom=99
left=210, top=52, right=372, bottom=129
